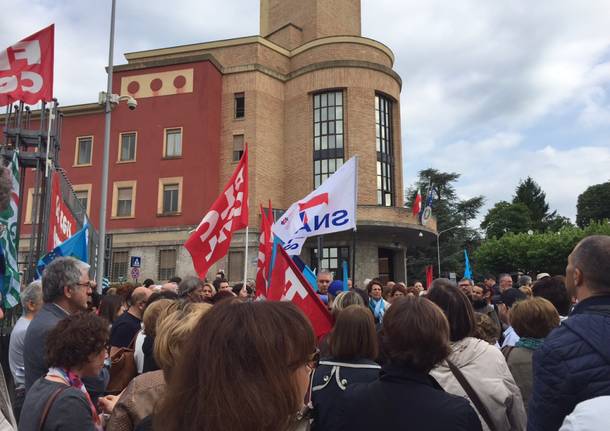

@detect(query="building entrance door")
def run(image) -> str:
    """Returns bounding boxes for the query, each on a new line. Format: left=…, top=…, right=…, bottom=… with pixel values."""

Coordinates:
left=378, top=248, right=394, bottom=284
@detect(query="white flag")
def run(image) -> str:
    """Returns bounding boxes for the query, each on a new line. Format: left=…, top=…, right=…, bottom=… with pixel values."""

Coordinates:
left=273, top=157, right=358, bottom=255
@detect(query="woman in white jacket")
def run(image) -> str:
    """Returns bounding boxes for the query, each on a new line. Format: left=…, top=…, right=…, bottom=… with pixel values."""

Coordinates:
left=428, top=279, right=526, bottom=431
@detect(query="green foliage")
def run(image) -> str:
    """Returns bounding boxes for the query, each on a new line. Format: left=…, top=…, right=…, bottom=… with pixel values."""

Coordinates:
left=576, top=181, right=610, bottom=228
left=481, top=201, right=532, bottom=238
left=474, top=222, right=610, bottom=276
left=406, top=169, right=484, bottom=280
left=513, top=177, right=554, bottom=231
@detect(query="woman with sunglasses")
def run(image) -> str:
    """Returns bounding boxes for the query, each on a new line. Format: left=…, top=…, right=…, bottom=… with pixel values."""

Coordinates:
left=154, top=299, right=318, bottom=431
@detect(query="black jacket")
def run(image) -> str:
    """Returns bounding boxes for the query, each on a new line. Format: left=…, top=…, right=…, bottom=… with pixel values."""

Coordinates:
left=328, top=363, right=482, bottom=431
left=311, top=358, right=381, bottom=430
left=528, top=295, right=610, bottom=431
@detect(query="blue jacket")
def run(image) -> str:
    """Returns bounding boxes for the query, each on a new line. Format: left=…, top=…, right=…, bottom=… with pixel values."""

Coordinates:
left=528, top=295, right=610, bottom=431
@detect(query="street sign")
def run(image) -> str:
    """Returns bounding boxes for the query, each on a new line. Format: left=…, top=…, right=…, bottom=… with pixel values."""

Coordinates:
left=131, top=267, right=140, bottom=280
left=130, top=256, right=141, bottom=268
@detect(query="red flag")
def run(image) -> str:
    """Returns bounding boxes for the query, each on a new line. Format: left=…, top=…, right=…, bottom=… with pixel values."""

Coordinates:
left=268, top=245, right=333, bottom=339
left=426, top=265, right=434, bottom=289
left=47, top=172, right=77, bottom=252
left=255, top=202, right=273, bottom=297
left=0, top=25, right=54, bottom=106
left=185, top=147, right=248, bottom=278
left=412, top=188, right=422, bottom=217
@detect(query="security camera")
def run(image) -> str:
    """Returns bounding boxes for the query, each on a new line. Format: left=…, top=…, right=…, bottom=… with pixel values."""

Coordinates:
left=126, top=96, right=138, bottom=111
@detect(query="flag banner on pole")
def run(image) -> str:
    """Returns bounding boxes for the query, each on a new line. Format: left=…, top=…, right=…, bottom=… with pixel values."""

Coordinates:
left=412, top=188, right=422, bottom=217
left=426, top=265, right=434, bottom=290
left=255, top=203, right=273, bottom=297
left=268, top=245, right=333, bottom=339
left=464, top=249, right=472, bottom=280
left=0, top=151, right=21, bottom=308
left=47, top=171, right=77, bottom=252
left=0, top=25, right=54, bottom=106
left=421, top=188, right=434, bottom=226
left=185, top=147, right=248, bottom=278
left=37, top=222, right=89, bottom=278
left=342, top=260, right=349, bottom=291
left=272, top=157, right=357, bottom=256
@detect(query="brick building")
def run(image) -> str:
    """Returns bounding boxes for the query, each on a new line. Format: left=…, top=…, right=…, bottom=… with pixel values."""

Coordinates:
left=20, top=0, right=436, bottom=284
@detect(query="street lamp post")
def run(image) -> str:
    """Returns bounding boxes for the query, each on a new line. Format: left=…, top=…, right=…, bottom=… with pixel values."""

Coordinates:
left=436, top=225, right=462, bottom=277
left=96, top=0, right=117, bottom=292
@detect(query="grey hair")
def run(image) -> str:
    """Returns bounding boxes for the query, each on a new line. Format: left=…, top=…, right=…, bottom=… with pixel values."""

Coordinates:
left=518, top=275, right=532, bottom=287
left=178, top=276, right=204, bottom=297
left=42, top=257, right=90, bottom=303
left=331, top=291, right=365, bottom=316
left=318, top=270, right=334, bottom=280
left=21, top=280, right=43, bottom=309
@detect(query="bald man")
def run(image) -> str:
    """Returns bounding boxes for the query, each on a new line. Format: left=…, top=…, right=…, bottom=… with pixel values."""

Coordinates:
left=529, top=235, right=610, bottom=431
left=109, top=286, right=152, bottom=349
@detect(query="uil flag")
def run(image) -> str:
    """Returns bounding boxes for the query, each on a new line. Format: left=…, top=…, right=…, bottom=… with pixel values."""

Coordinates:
left=273, top=157, right=357, bottom=255
left=268, top=245, right=333, bottom=339
left=255, top=203, right=274, bottom=297
left=0, top=25, right=54, bottom=106
left=412, top=188, right=422, bottom=217
left=185, top=147, right=248, bottom=278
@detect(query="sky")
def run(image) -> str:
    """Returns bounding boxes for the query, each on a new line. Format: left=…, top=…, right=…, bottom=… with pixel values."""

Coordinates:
left=2, top=0, right=610, bottom=225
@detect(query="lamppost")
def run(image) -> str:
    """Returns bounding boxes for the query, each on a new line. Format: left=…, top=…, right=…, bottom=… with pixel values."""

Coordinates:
left=436, top=225, right=462, bottom=277
left=95, top=0, right=137, bottom=291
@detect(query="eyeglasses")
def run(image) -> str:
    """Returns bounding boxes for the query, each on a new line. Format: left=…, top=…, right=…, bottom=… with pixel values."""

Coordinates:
left=75, top=281, right=94, bottom=289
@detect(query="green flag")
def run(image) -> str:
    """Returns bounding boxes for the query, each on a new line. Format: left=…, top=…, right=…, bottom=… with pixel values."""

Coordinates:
left=0, top=151, right=21, bottom=308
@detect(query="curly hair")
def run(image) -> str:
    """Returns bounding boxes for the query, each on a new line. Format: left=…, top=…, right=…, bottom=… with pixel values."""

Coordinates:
left=45, top=313, right=109, bottom=370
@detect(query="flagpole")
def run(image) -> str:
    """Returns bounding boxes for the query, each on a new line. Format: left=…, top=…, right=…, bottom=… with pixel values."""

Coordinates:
left=242, top=225, right=249, bottom=287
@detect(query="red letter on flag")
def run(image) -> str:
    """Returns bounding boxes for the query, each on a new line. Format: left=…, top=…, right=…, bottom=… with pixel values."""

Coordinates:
left=185, top=148, right=248, bottom=278
left=268, top=246, right=333, bottom=339
left=0, top=25, right=54, bottom=106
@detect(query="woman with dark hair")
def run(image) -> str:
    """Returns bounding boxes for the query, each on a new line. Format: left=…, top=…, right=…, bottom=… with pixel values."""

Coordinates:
left=503, top=297, right=560, bottom=410
left=331, top=296, right=481, bottom=430
left=312, top=306, right=380, bottom=430
left=427, top=279, right=526, bottom=431
left=388, top=284, right=407, bottom=303
left=367, top=279, right=389, bottom=324
left=19, top=313, right=109, bottom=430
left=98, top=295, right=125, bottom=328
left=154, top=300, right=318, bottom=431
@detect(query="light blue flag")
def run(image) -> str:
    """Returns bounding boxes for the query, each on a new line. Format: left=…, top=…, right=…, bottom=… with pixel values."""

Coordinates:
left=464, top=249, right=472, bottom=280
left=342, top=260, right=349, bottom=291
left=302, top=264, right=318, bottom=293
left=37, top=223, right=89, bottom=278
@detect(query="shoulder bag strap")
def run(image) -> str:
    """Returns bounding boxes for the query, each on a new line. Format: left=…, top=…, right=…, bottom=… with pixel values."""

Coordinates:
left=38, top=385, right=69, bottom=431
left=446, top=359, right=497, bottom=431
left=501, top=346, right=515, bottom=361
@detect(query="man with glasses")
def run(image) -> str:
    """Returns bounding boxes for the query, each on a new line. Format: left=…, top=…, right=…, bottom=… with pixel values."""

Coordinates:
left=109, top=286, right=151, bottom=349
left=23, top=257, right=108, bottom=399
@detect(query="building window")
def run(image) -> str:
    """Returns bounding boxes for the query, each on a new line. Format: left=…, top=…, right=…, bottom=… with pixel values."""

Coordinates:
left=25, top=188, right=42, bottom=224
left=313, top=91, right=344, bottom=188
left=228, top=250, right=244, bottom=282
left=72, top=184, right=92, bottom=215
left=158, top=249, right=177, bottom=281
left=164, top=128, right=182, bottom=158
left=311, top=247, right=350, bottom=280
left=157, top=177, right=183, bottom=215
left=234, top=92, right=245, bottom=119
left=119, top=132, right=137, bottom=162
left=112, top=180, right=136, bottom=218
left=111, top=251, right=129, bottom=282
left=233, top=134, right=244, bottom=162
left=376, top=94, right=394, bottom=206
left=75, top=136, right=93, bottom=166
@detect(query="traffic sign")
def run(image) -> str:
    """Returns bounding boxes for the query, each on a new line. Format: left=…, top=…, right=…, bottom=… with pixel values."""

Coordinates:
left=130, top=256, right=141, bottom=268
left=131, top=267, right=140, bottom=280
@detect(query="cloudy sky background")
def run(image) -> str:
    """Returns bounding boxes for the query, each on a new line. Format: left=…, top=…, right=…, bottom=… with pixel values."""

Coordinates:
left=3, top=0, right=610, bottom=225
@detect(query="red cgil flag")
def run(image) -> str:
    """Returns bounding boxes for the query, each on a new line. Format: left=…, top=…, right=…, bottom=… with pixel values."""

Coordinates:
left=426, top=264, right=434, bottom=289
left=268, top=245, right=333, bottom=339
left=412, top=188, right=422, bottom=217
left=255, top=202, right=273, bottom=297
left=0, top=25, right=54, bottom=106
left=185, top=147, right=248, bottom=278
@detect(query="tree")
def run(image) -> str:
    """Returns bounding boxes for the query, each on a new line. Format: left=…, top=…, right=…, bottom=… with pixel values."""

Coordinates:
left=474, top=221, right=610, bottom=276
left=576, top=181, right=610, bottom=228
left=513, top=177, right=554, bottom=231
left=406, top=169, right=484, bottom=280
left=481, top=201, right=532, bottom=238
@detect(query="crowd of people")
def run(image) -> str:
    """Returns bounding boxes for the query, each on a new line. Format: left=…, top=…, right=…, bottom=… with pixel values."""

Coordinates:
left=0, top=234, right=608, bottom=430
